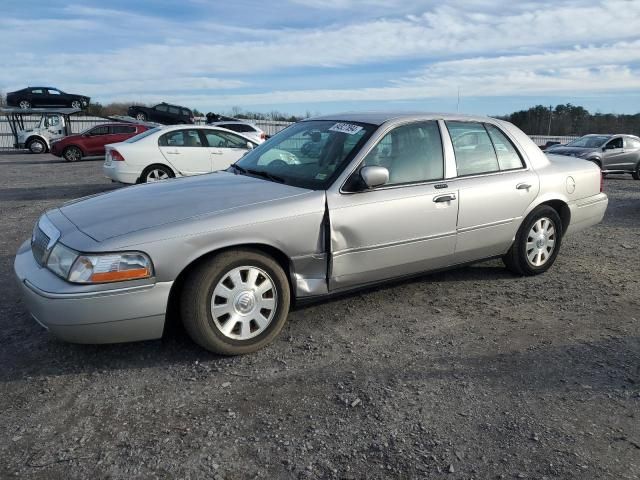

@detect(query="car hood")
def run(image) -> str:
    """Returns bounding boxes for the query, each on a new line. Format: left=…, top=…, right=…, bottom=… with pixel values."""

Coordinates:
left=546, top=146, right=595, bottom=156
left=59, top=171, right=311, bottom=242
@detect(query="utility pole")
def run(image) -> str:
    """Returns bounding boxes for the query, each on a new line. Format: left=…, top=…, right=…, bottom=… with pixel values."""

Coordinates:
left=456, top=87, right=460, bottom=112
left=547, top=105, right=553, bottom=135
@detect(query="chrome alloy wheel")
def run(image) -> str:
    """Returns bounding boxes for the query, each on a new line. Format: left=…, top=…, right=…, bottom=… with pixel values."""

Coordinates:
left=71, top=100, right=82, bottom=109
left=146, top=169, right=170, bottom=182
left=526, top=217, right=556, bottom=267
left=210, top=266, right=277, bottom=340
left=19, top=100, right=30, bottom=109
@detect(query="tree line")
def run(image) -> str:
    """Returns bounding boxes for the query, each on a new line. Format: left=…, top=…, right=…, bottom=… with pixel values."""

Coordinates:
left=499, top=104, right=640, bottom=136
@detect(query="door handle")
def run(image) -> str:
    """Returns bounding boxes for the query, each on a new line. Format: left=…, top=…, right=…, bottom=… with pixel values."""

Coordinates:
left=516, top=183, right=531, bottom=190
left=166, top=150, right=180, bottom=155
left=211, top=150, right=223, bottom=155
left=433, top=194, right=456, bottom=203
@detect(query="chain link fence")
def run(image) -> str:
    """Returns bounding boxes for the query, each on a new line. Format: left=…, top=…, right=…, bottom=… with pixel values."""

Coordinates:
left=1, top=115, right=577, bottom=152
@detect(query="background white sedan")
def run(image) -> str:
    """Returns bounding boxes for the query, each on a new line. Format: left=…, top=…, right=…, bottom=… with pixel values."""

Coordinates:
left=103, top=125, right=259, bottom=184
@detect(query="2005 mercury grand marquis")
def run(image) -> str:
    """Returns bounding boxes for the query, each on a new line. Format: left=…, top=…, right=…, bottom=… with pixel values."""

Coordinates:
left=14, top=113, right=608, bottom=355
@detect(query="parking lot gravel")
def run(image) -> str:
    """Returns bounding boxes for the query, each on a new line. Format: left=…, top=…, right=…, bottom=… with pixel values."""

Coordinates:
left=0, top=152, right=638, bottom=479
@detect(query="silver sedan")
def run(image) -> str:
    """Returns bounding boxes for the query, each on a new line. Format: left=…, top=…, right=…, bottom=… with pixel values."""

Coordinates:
left=14, top=113, right=608, bottom=355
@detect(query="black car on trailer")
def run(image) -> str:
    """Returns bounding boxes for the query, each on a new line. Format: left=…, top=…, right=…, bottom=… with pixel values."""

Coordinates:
left=6, top=87, right=90, bottom=110
left=127, top=102, right=194, bottom=125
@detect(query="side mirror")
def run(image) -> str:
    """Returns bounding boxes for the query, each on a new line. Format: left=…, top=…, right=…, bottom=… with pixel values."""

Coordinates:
left=360, top=166, right=389, bottom=189
left=247, top=142, right=254, bottom=150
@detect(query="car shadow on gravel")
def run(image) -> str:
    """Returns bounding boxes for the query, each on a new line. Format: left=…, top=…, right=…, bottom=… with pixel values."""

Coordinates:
left=0, top=183, right=121, bottom=201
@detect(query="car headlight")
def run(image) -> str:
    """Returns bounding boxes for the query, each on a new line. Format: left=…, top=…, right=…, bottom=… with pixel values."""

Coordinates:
left=46, top=244, right=153, bottom=283
left=46, top=243, right=78, bottom=278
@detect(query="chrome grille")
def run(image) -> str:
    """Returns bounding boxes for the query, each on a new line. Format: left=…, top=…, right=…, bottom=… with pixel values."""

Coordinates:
left=31, top=227, right=50, bottom=266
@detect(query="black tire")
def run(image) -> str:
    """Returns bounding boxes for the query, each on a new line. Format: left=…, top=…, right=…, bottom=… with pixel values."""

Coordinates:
left=180, top=249, right=291, bottom=355
left=140, top=164, right=174, bottom=183
left=589, top=158, right=602, bottom=169
left=503, top=205, right=563, bottom=276
left=71, top=100, right=82, bottom=109
left=632, top=162, right=640, bottom=180
left=18, top=100, right=31, bottom=109
left=135, top=112, right=147, bottom=121
left=63, top=146, right=83, bottom=162
left=27, top=138, right=47, bottom=154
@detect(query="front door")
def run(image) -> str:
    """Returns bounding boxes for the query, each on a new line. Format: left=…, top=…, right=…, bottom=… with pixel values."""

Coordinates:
left=602, top=136, right=627, bottom=171
left=202, top=130, right=253, bottom=171
left=444, top=121, right=539, bottom=263
left=328, top=121, right=459, bottom=290
left=83, top=125, right=112, bottom=155
left=158, top=129, right=211, bottom=175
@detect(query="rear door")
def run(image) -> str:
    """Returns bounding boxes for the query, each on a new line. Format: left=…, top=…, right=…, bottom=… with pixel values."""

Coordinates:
left=109, top=124, right=137, bottom=144
left=158, top=129, right=211, bottom=175
left=443, top=121, right=539, bottom=263
left=202, top=129, right=254, bottom=170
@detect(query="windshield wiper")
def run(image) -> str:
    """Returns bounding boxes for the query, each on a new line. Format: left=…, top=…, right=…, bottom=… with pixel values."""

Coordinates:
left=229, top=163, right=247, bottom=174
left=246, top=168, right=286, bottom=184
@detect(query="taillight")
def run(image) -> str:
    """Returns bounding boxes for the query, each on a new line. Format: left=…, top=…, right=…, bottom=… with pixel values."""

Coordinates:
left=110, top=149, right=125, bottom=162
left=260, top=132, right=266, bottom=140
left=600, top=172, right=604, bottom=192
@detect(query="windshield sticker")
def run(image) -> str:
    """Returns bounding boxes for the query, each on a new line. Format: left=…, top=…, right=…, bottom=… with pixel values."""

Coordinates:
left=329, top=123, right=363, bottom=135
left=315, top=173, right=327, bottom=180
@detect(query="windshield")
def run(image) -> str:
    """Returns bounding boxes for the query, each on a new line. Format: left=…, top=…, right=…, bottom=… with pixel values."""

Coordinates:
left=565, top=136, right=610, bottom=148
left=125, top=126, right=162, bottom=143
left=233, top=120, right=376, bottom=189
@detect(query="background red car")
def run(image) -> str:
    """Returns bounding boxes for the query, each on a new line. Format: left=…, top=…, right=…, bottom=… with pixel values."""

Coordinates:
left=50, top=123, right=150, bottom=162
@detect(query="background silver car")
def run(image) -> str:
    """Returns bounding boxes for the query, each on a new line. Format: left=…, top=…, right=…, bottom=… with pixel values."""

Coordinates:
left=547, top=134, right=640, bottom=178
left=14, top=113, right=608, bottom=355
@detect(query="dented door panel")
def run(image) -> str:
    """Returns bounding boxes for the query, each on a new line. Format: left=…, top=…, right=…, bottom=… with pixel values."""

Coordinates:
left=327, top=184, right=459, bottom=291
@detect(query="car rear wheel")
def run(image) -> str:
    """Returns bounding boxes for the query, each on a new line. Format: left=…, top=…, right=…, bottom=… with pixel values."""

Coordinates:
left=27, top=138, right=46, bottom=154
left=503, top=205, right=563, bottom=276
left=18, top=100, right=31, bottom=109
left=180, top=249, right=291, bottom=355
left=141, top=165, right=174, bottom=183
left=135, top=112, right=147, bottom=121
left=632, top=162, right=640, bottom=180
left=63, top=146, right=82, bottom=162
left=71, top=100, right=82, bottom=109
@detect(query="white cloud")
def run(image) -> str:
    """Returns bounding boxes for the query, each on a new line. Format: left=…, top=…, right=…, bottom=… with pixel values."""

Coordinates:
left=0, top=0, right=638, bottom=110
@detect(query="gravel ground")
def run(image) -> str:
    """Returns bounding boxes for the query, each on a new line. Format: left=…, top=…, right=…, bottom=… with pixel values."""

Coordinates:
left=0, top=152, right=638, bottom=480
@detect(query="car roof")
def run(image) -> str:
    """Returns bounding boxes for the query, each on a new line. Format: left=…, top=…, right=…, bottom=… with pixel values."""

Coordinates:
left=156, top=124, right=254, bottom=138
left=308, top=111, right=502, bottom=126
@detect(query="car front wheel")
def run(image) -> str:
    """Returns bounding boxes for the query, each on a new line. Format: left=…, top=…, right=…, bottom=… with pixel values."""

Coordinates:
left=180, top=249, right=291, bottom=355
left=135, top=112, right=147, bottom=121
left=503, top=205, right=563, bottom=276
left=71, top=100, right=82, bottom=109
left=18, top=100, right=31, bottom=109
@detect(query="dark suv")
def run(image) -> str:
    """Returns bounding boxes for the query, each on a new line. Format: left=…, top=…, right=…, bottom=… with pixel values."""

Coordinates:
left=6, top=87, right=90, bottom=110
left=127, top=103, right=194, bottom=125
left=547, top=134, right=640, bottom=179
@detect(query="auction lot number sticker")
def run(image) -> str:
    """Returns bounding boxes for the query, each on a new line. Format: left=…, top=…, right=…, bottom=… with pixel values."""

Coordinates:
left=329, top=123, right=363, bottom=135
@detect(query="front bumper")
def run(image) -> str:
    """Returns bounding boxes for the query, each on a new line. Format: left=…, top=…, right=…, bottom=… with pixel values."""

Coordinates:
left=14, top=240, right=171, bottom=344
